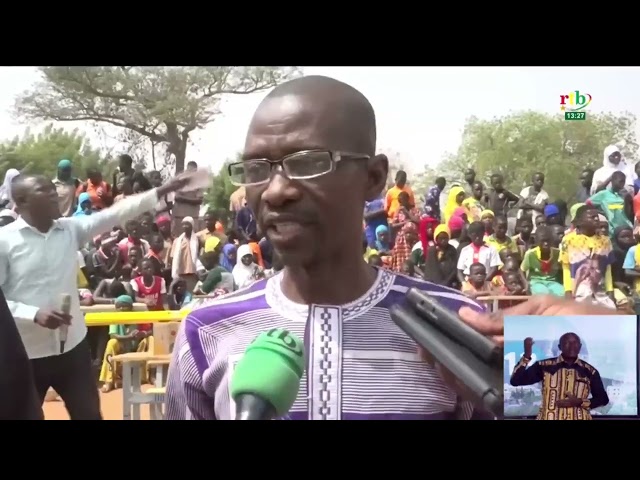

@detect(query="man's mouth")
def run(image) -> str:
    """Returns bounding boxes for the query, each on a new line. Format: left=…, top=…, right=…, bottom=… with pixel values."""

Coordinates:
left=269, top=221, right=307, bottom=235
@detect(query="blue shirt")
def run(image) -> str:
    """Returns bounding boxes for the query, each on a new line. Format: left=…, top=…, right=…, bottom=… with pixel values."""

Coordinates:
left=364, top=197, right=386, bottom=233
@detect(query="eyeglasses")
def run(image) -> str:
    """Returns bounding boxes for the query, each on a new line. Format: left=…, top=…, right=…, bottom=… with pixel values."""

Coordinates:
left=227, top=150, right=370, bottom=187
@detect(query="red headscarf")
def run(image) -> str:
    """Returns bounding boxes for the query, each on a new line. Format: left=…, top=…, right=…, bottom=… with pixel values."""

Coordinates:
left=155, top=215, right=171, bottom=227
left=419, top=216, right=439, bottom=256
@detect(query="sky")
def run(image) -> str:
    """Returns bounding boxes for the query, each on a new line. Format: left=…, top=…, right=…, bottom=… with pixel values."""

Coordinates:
left=1, top=66, right=640, bottom=174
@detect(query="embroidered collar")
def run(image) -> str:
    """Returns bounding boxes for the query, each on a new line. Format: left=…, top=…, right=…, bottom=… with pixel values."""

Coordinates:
left=265, top=267, right=394, bottom=322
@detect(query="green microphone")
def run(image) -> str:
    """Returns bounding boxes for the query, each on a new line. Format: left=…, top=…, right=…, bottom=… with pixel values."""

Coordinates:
left=230, top=328, right=305, bottom=420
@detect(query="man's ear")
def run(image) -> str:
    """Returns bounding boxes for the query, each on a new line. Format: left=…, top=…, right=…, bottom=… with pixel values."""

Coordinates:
left=365, top=154, right=388, bottom=202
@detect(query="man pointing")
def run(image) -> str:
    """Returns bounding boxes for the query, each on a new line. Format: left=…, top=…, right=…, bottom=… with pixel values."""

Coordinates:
left=0, top=170, right=195, bottom=420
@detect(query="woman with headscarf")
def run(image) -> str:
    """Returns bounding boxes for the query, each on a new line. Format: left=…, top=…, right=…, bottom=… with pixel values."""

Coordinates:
left=417, top=215, right=439, bottom=257
left=447, top=212, right=466, bottom=249
left=443, top=186, right=468, bottom=224
left=390, top=222, right=418, bottom=272
left=73, top=192, right=94, bottom=217
left=420, top=224, right=459, bottom=288
left=480, top=209, right=495, bottom=239
left=0, top=168, right=19, bottom=210
left=374, top=225, right=391, bottom=253
left=591, top=144, right=636, bottom=195
left=462, top=181, right=485, bottom=222
left=233, top=244, right=265, bottom=289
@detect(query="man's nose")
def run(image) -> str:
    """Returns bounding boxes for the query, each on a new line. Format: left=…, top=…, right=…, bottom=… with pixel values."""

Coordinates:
left=261, top=171, right=302, bottom=207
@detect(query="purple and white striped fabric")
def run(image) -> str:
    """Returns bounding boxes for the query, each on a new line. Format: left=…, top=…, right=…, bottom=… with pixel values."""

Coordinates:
left=165, top=269, right=485, bottom=420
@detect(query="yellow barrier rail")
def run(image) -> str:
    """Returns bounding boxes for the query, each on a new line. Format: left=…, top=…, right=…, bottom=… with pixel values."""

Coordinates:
left=84, top=309, right=190, bottom=327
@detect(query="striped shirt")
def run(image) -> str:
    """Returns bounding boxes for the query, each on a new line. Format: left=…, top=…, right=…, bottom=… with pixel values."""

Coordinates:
left=165, top=268, right=484, bottom=420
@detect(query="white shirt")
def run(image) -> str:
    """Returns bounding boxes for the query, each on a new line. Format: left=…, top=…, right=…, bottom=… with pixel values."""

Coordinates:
left=517, top=186, right=549, bottom=224
left=456, top=244, right=501, bottom=275
left=0, top=189, right=159, bottom=359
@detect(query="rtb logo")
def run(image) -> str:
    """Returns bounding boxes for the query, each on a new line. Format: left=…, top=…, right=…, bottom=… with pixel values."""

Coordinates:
left=560, top=90, right=592, bottom=112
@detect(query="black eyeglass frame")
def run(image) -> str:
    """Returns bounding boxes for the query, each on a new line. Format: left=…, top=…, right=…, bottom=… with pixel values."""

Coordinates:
left=227, top=150, right=371, bottom=187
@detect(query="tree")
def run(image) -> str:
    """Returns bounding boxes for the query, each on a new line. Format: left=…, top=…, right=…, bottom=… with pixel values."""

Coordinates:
left=438, top=111, right=639, bottom=203
left=205, top=153, right=239, bottom=215
left=14, top=66, right=302, bottom=174
left=0, top=123, right=112, bottom=180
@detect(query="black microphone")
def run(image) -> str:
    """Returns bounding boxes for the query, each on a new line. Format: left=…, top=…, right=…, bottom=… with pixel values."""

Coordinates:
left=230, top=328, right=305, bottom=420
left=234, top=394, right=276, bottom=420
left=390, top=288, right=503, bottom=418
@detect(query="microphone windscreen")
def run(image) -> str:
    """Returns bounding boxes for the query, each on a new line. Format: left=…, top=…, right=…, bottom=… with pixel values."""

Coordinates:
left=230, top=328, right=305, bottom=417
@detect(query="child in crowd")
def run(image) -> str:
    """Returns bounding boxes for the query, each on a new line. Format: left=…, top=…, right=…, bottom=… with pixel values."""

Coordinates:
left=457, top=221, right=501, bottom=285
left=126, top=245, right=142, bottom=278
left=99, top=295, right=151, bottom=392
left=462, top=263, right=495, bottom=298
left=168, top=279, right=193, bottom=310
left=131, top=258, right=167, bottom=314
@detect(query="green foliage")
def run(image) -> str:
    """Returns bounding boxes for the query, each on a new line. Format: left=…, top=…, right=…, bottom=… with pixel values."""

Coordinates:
left=205, top=153, right=240, bottom=216
left=0, top=123, right=113, bottom=180
left=437, top=111, right=639, bottom=203
left=15, top=67, right=302, bottom=173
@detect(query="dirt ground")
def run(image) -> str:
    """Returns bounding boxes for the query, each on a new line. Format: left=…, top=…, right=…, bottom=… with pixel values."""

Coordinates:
left=43, top=387, right=153, bottom=420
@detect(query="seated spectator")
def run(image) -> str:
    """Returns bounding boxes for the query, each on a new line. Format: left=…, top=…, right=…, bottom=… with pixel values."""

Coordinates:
left=457, top=221, right=501, bottom=285
left=520, top=226, right=564, bottom=297
left=98, top=295, right=151, bottom=392
left=485, top=214, right=518, bottom=254
left=461, top=263, right=496, bottom=298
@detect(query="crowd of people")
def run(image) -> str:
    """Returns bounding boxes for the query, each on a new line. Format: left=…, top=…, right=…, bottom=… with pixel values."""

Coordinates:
left=365, top=146, right=640, bottom=314
left=0, top=134, right=636, bottom=401
left=0, top=74, right=631, bottom=421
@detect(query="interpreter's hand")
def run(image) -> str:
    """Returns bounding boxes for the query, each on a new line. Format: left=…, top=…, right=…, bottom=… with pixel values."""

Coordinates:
left=34, top=309, right=72, bottom=330
left=523, top=337, right=534, bottom=357
left=556, top=394, right=582, bottom=408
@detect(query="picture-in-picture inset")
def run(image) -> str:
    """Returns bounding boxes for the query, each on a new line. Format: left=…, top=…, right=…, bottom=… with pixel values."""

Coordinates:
left=504, top=314, right=638, bottom=420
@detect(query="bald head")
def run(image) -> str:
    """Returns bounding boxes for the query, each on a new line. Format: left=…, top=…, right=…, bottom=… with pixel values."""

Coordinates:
left=10, top=174, right=43, bottom=203
left=11, top=174, right=61, bottom=221
left=245, top=75, right=377, bottom=158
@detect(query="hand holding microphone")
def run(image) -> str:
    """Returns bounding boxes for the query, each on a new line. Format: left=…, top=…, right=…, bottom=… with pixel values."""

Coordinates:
left=34, top=295, right=72, bottom=331
left=230, top=328, right=305, bottom=420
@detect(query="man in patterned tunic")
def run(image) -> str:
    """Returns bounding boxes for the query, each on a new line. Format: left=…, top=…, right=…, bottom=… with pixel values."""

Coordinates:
left=165, top=75, right=486, bottom=420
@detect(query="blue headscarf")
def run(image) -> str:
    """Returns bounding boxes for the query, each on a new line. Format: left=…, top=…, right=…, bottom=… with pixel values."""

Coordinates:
left=221, top=243, right=237, bottom=271
left=375, top=225, right=390, bottom=251
left=74, top=192, right=92, bottom=217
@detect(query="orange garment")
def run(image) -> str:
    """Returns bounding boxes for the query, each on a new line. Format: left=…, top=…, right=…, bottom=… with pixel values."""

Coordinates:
left=249, top=241, right=264, bottom=268
left=634, top=192, right=640, bottom=223
left=215, top=221, right=224, bottom=233
left=384, top=185, right=415, bottom=219
left=76, top=180, right=112, bottom=210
